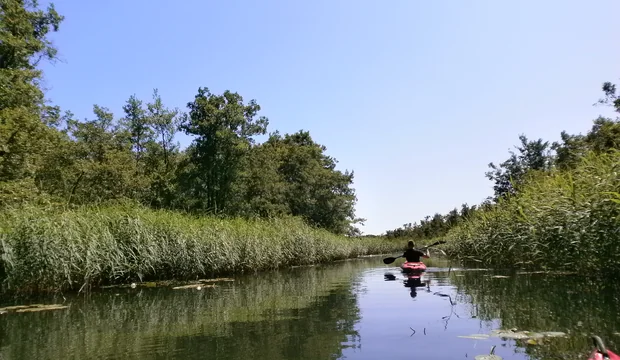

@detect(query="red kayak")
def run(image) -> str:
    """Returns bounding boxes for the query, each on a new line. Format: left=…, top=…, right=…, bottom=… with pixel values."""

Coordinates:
left=589, top=336, right=620, bottom=360
left=400, top=262, right=427, bottom=272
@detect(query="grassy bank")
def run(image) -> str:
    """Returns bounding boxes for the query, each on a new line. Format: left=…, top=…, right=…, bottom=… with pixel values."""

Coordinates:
left=0, top=205, right=401, bottom=293
left=444, top=150, right=620, bottom=272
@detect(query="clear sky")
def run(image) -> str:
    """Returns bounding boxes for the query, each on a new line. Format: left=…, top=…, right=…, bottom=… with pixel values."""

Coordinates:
left=40, top=0, right=620, bottom=235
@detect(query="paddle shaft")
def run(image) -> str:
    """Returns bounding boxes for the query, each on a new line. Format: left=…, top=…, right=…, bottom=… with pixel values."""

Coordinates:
left=382, top=240, right=446, bottom=264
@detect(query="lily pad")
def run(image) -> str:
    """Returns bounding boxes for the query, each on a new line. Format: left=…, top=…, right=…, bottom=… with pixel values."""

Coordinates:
left=0, top=305, right=36, bottom=311
left=172, top=284, right=216, bottom=290
left=490, top=330, right=531, bottom=339
left=458, top=334, right=490, bottom=340
left=540, top=331, right=566, bottom=338
left=0, top=304, right=68, bottom=313
left=490, top=329, right=566, bottom=340
left=199, top=278, right=234, bottom=283
left=16, top=305, right=68, bottom=313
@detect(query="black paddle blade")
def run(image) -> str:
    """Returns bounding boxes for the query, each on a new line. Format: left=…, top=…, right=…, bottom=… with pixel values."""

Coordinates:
left=383, top=257, right=398, bottom=265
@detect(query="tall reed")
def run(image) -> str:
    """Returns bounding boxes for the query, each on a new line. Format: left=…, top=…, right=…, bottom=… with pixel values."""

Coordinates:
left=445, top=150, right=620, bottom=273
left=0, top=205, right=401, bottom=293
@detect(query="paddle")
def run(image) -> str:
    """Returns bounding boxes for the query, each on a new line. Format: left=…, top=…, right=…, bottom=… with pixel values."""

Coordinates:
left=382, top=240, right=447, bottom=265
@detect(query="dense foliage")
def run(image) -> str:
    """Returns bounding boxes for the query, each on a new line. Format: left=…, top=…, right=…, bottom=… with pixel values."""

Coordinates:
left=0, top=1, right=363, bottom=236
left=384, top=203, right=480, bottom=241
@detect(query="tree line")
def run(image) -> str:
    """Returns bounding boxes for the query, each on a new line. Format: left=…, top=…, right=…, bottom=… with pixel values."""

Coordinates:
left=0, top=0, right=363, bottom=235
left=386, top=82, right=620, bottom=241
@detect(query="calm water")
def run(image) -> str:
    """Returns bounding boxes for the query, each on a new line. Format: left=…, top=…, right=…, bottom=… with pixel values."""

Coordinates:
left=1, top=257, right=619, bottom=360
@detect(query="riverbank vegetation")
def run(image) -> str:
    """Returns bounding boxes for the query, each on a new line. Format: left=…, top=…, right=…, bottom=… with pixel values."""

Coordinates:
left=0, top=205, right=400, bottom=293
left=386, top=84, right=620, bottom=272
left=0, top=1, right=404, bottom=293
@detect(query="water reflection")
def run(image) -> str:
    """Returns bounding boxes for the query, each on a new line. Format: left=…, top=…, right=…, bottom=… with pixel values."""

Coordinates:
left=449, top=270, right=620, bottom=360
left=384, top=271, right=431, bottom=298
left=0, top=257, right=618, bottom=360
left=0, top=260, right=373, bottom=360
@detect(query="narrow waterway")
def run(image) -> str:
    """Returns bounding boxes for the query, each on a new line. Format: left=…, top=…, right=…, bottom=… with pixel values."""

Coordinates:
left=0, top=256, right=618, bottom=360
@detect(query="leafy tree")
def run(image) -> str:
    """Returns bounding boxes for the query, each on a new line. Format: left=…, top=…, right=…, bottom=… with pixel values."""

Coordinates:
left=460, top=203, right=476, bottom=219
left=445, top=208, right=460, bottom=227
left=231, top=130, right=363, bottom=235
left=146, top=89, right=179, bottom=172
left=121, top=95, right=153, bottom=162
left=142, top=89, right=181, bottom=208
left=278, top=131, right=363, bottom=235
left=178, top=87, right=269, bottom=214
left=553, top=82, right=620, bottom=170
left=597, top=81, right=620, bottom=112
left=61, top=105, right=141, bottom=204
left=228, top=132, right=289, bottom=218
left=0, top=0, right=64, bottom=181
left=551, top=131, right=587, bottom=170
left=485, top=135, right=552, bottom=200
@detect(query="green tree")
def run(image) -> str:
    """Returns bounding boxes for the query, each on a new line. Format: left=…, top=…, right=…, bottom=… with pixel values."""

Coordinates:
left=146, top=89, right=179, bottom=172
left=553, top=82, right=620, bottom=170
left=0, top=0, right=64, bottom=181
left=121, top=94, right=153, bottom=162
left=64, top=105, right=139, bottom=204
left=485, top=135, right=552, bottom=200
left=142, top=89, right=180, bottom=208
left=597, top=81, right=620, bottom=112
left=269, top=130, right=362, bottom=235
left=228, top=130, right=363, bottom=235
left=551, top=131, right=587, bottom=170
left=228, top=132, right=289, bottom=218
left=178, top=87, right=269, bottom=214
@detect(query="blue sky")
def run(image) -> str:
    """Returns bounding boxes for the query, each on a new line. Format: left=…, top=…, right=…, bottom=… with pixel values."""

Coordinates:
left=40, top=0, right=620, bottom=235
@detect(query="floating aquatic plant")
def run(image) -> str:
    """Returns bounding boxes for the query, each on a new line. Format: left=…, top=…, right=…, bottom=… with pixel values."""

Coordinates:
left=0, top=304, right=68, bottom=313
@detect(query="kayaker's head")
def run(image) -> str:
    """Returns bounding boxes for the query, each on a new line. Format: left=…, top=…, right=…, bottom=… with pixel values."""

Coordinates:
left=407, top=240, right=415, bottom=249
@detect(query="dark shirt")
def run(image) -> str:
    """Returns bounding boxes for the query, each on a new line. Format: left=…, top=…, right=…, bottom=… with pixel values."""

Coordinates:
left=403, top=249, right=425, bottom=262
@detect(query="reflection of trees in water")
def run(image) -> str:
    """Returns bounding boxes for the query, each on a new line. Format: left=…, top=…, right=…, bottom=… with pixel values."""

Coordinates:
left=0, top=260, right=370, bottom=360
left=450, top=271, right=620, bottom=360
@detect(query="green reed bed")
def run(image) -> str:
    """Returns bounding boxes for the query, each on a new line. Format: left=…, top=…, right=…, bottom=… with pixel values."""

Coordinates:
left=445, top=150, right=620, bottom=273
left=0, top=205, right=401, bottom=293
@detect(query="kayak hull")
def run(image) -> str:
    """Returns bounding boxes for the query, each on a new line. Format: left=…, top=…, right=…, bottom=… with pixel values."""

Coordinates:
left=400, top=262, right=427, bottom=273
left=589, top=336, right=620, bottom=360
left=589, top=350, right=620, bottom=360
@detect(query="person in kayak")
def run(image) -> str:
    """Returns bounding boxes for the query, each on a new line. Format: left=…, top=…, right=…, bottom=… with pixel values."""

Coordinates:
left=403, top=241, right=430, bottom=263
